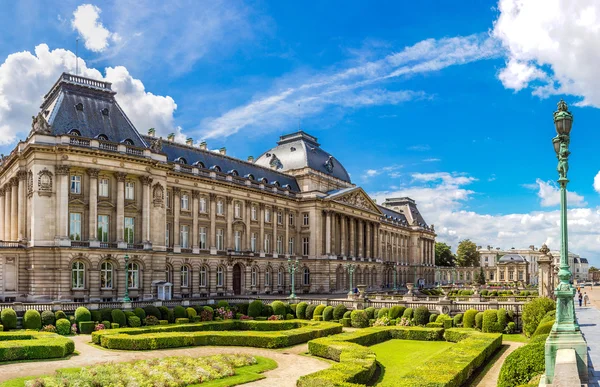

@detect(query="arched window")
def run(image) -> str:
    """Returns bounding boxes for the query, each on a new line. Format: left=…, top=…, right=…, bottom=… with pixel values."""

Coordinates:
left=181, top=265, right=190, bottom=287
left=100, top=261, right=113, bottom=289
left=199, top=266, right=208, bottom=287
left=228, top=169, right=239, bottom=176
left=72, top=261, right=85, bottom=289
left=122, top=139, right=134, bottom=145
left=193, top=161, right=205, bottom=168
left=271, top=181, right=280, bottom=187
left=278, top=267, right=284, bottom=287
left=69, top=129, right=81, bottom=136
left=216, top=266, right=224, bottom=287
left=265, top=267, right=271, bottom=287
left=303, top=267, right=310, bottom=286
left=245, top=174, right=254, bottom=180
left=128, top=262, right=140, bottom=289
left=251, top=266, right=258, bottom=287
left=259, top=177, right=268, bottom=184
left=210, top=165, right=221, bottom=172
left=175, top=157, right=187, bottom=164
left=96, top=134, right=108, bottom=141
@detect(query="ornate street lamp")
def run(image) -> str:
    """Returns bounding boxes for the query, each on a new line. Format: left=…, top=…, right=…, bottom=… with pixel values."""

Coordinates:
left=123, top=254, right=130, bottom=302
left=345, top=262, right=356, bottom=297
left=393, top=263, right=398, bottom=291
left=287, top=257, right=300, bottom=299
left=545, top=100, right=587, bottom=383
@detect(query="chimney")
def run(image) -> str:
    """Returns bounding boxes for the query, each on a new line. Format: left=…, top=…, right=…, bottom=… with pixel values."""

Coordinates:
left=148, top=128, right=155, bottom=137
left=247, top=156, right=254, bottom=162
left=186, top=137, right=193, bottom=146
left=219, top=147, right=226, bottom=155
left=167, top=133, right=175, bottom=142
left=199, top=141, right=207, bottom=150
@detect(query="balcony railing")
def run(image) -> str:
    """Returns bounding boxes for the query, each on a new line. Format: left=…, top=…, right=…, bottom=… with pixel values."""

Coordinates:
left=0, top=241, right=22, bottom=248
left=69, top=137, right=90, bottom=147
left=99, top=141, right=118, bottom=151
left=126, top=146, right=144, bottom=156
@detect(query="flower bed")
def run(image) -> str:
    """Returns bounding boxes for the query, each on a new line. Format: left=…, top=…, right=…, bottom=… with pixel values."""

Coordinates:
left=92, top=319, right=341, bottom=350
left=297, top=327, right=501, bottom=387
left=0, top=331, right=75, bottom=362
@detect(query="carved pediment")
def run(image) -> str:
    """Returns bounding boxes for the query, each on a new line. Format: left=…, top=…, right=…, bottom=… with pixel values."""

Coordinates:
left=331, top=189, right=381, bottom=214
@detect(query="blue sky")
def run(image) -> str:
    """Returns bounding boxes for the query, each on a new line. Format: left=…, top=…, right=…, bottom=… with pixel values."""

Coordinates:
left=1, top=0, right=600, bottom=264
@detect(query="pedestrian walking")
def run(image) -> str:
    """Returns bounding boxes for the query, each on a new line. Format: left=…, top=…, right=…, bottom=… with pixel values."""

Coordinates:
left=584, top=292, right=589, bottom=307
left=578, top=292, right=583, bottom=307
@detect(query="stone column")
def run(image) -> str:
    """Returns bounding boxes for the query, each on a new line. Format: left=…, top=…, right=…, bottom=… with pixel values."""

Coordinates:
left=245, top=200, right=251, bottom=250
left=325, top=210, right=332, bottom=255
left=173, top=187, right=181, bottom=251
left=209, top=193, right=217, bottom=252
left=55, top=166, right=70, bottom=242
left=259, top=204, right=265, bottom=254
left=365, top=221, right=371, bottom=258
left=226, top=197, right=233, bottom=250
left=0, top=188, right=4, bottom=240
left=349, top=218, right=355, bottom=257
left=357, top=220, right=364, bottom=258
left=17, top=171, right=27, bottom=241
left=10, top=178, right=18, bottom=241
left=374, top=224, right=379, bottom=259
left=272, top=206, right=278, bottom=255
left=284, top=208, right=290, bottom=256
left=116, top=172, right=127, bottom=243
left=340, top=215, right=346, bottom=256
left=140, top=176, right=152, bottom=244
left=87, top=168, right=99, bottom=243
left=192, top=190, right=199, bottom=253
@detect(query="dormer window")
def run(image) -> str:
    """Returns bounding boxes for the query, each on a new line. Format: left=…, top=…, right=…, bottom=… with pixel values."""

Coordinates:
left=69, top=129, right=81, bottom=136
left=193, top=161, right=205, bottom=168
left=75, top=103, right=83, bottom=111
left=175, top=157, right=187, bottom=164
left=101, top=108, right=109, bottom=116
left=210, top=165, right=221, bottom=172
left=245, top=174, right=254, bottom=180
left=259, top=177, right=268, bottom=184
left=96, top=134, right=108, bottom=141
left=122, top=139, right=134, bottom=146
left=271, top=181, right=280, bottom=187
left=228, top=170, right=239, bottom=176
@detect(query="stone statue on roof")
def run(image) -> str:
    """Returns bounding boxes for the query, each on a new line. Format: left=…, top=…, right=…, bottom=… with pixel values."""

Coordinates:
left=150, top=137, right=163, bottom=153
left=30, top=113, right=51, bottom=135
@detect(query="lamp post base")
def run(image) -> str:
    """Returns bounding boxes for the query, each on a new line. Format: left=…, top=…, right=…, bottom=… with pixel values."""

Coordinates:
left=545, top=330, right=588, bottom=384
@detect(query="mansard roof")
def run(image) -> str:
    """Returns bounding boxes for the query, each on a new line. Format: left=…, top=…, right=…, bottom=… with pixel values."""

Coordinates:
left=37, top=73, right=148, bottom=148
left=378, top=205, right=409, bottom=224
left=382, top=197, right=428, bottom=227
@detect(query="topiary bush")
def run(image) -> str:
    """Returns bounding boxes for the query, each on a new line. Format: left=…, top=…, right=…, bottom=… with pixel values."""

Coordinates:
left=296, top=302, right=308, bottom=319
left=173, top=306, right=187, bottom=319
left=533, top=319, right=555, bottom=337
left=261, top=305, right=273, bottom=317
left=143, top=305, right=161, bottom=320
left=522, top=297, right=556, bottom=337
left=111, top=309, right=126, bottom=328
left=333, top=304, right=347, bottom=320
left=248, top=300, right=264, bottom=318
left=498, top=335, right=546, bottom=387
left=271, top=301, right=287, bottom=317
left=505, top=321, right=516, bottom=334
left=463, top=309, right=478, bottom=328
left=74, top=307, right=91, bottom=324
left=55, top=310, right=67, bottom=321
left=100, top=308, right=113, bottom=322
left=56, top=318, right=71, bottom=335
left=453, top=313, right=463, bottom=326
left=217, top=300, right=229, bottom=309
left=167, top=309, right=175, bottom=323
left=313, top=305, right=326, bottom=319
left=237, top=303, right=249, bottom=315
left=402, top=308, right=413, bottom=319
left=158, top=306, right=170, bottom=321
left=413, top=306, right=430, bottom=326
left=343, top=311, right=351, bottom=318
left=377, top=308, right=389, bottom=319
left=23, top=310, right=42, bottom=330
left=365, top=307, right=376, bottom=319
left=128, top=316, right=142, bottom=327
left=305, top=304, right=317, bottom=320
left=145, top=316, right=160, bottom=326
left=482, top=309, right=503, bottom=333
left=497, top=308, right=508, bottom=332
left=79, top=321, right=95, bottom=334
left=91, top=310, right=102, bottom=323
left=350, top=310, right=369, bottom=328
left=323, top=306, right=334, bottom=321
left=429, top=313, right=438, bottom=323
left=186, top=307, right=197, bottom=319
left=475, top=312, right=484, bottom=330
left=134, top=308, right=147, bottom=322
left=41, top=310, right=56, bottom=327
left=389, top=306, right=405, bottom=320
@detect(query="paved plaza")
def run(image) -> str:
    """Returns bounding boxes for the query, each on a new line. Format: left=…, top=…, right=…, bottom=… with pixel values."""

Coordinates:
left=575, top=285, right=600, bottom=386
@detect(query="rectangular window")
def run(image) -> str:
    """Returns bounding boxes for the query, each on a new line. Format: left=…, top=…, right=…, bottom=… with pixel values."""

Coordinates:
left=166, top=223, right=170, bottom=247
left=125, top=181, right=135, bottom=200
left=217, top=268, right=224, bottom=287
left=264, top=234, right=271, bottom=254
left=216, top=229, right=224, bottom=250
left=303, top=213, right=309, bottom=226
left=277, top=211, right=283, bottom=225
left=199, top=227, right=207, bottom=249
left=98, top=215, right=109, bottom=242
left=251, top=206, right=257, bottom=220
left=500, top=271, right=505, bottom=280
left=99, top=178, right=109, bottom=197
left=124, top=217, right=135, bottom=244
left=234, top=202, right=241, bottom=218
left=217, top=200, right=224, bottom=215
left=199, top=197, right=207, bottom=213
left=69, top=213, right=82, bottom=241
left=518, top=271, right=524, bottom=280
left=166, top=190, right=171, bottom=209
left=181, top=194, right=189, bottom=210
left=302, top=237, right=309, bottom=256
left=277, top=235, right=283, bottom=254
left=251, top=232, right=257, bottom=252
left=234, top=230, right=241, bottom=252
left=70, top=175, right=81, bottom=194
left=288, top=237, right=294, bottom=255
left=199, top=267, right=207, bottom=287
left=180, top=225, right=189, bottom=248
left=265, top=209, right=271, bottom=223
left=289, top=212, right=294, bottom=226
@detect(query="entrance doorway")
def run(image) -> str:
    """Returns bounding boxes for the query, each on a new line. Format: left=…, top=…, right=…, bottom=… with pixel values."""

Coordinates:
left=233, top=264, right=242, bottom=295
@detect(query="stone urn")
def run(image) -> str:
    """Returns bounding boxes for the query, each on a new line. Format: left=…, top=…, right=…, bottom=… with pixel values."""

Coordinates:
left=472, top=284, right=480, bottom=295
left=406, top=283, right=414, bottom=295
left=357, top=284, right=367, bottom=300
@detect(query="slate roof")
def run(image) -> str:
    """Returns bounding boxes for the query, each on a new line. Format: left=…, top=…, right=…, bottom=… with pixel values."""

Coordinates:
left=378, top=205, right=409, bottom=224
left=381, top=197, right=428, bottom=227
left=498, top=254, right=527, bottom=263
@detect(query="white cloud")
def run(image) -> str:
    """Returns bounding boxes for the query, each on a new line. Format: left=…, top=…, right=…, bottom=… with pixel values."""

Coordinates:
left=525, top=178, right=586, bottom=207
left=493, top=0, right=600, bottom=106
left=201, top=33, right=500, bottom=138
left=361, top=164, right=403, bottom=180
left=72, top=4, right=120, bottom=53
left=594, top=171, right=600, bottom=194
left=0, top=44, right=180, bottom=146
left=412, top=172, right=477, bottom=186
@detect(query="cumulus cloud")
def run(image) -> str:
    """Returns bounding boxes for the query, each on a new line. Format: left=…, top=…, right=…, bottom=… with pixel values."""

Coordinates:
left=493, top=0, right=600, bottom=105
left=525, top=178, right=586, bottom=207
left=72, top=4, right=120, bottom=52
left=0, top=44, right=179, bottom=146
left=594, top=171, right=600, bottom=194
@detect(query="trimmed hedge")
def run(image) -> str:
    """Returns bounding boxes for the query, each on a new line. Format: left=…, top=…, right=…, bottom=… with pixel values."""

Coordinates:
left=74, top=307, right=91, bottom=324
left=305, top=304, right=317, bottom=320
left=296, top=302, right=308, bottom=320
left=158, top=306, right=170, bottom=321
left=350, top=310, right=369, bottom=328
left=1, top=308, right=17, bottom=330
left=522, top=297, right=555, bottom=337
left=91, top=310, right=102, bottom=323
left=333, top=304, right=347, bottom=320
left=323, top=306, right=334, bottom=321
left=482, top=310, right=503, bottom=333
left=453, top=313, right=463, bottom=326
left=498, top=334, right=547, bottom=387
left=475, top=312, right=484, bottom=330
left=378, top=308, right=389, bottom=319
left=248, top=300, right=264, bottom=318
left=134, top=308, right=147, bottom=322
left=112, top=310, right=127, bottom=328
left=100, top=308, right=113, bottom=322
left=463, top=309, right=478, bottom=329
left=55, top=310, right=67, bottom=321
left=143, top=305, right=161, bottom=320
left=23, top=310, right=42, bottom=330
left=365, top=307, right=376, bottom=319
left=41, top=310, right=56, bottom=327
left=313, top=305, right=326, bottom=320
left=79, top=321, right=95, bottom=334
left=429, top=313, right=439, bottom=323
left=0, top=331, right=75, bottom=361
left=533, top=319, right=554, bottom=337
left=186, top=308, right=197, bottom=319
left=92, top=320, right=342, bottom=350
left=56, top=319, right=71, bottom=335
left=402, top=308, right=413, bottom=319
left=413, top=306, right=430, bottom=326
left=389, top=306, right=406, bottom=320
left=173, top=306, right=187, bottom=319
left=128, top=316, right=142, bottom=328
left=271, top=301, right=287, bottom=317
left=176, top=318, right=190, bottom=324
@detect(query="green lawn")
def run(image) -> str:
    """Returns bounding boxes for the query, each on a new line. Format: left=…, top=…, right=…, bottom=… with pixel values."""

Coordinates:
left=0, top=356, right=277, bottom=387
left=371, top=339, right=454, bottom=385
left=502, top=333, right=530, bottom=343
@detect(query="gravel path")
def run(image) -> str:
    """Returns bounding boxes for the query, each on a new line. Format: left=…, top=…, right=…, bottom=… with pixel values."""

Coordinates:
left=0, top=336, right=328, bottom=387
left=470, top=341, right=524, bottom=387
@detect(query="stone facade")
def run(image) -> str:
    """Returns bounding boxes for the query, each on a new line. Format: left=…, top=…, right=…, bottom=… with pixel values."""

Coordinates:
left=0, top=73, right=435, bottom=302
left=436, top=253, right=530, bottom=285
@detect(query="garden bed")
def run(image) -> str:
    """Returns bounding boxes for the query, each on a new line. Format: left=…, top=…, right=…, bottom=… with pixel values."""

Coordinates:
left=298, top=327, right=502, bottom=387
left=0, top=332, right=75, bottom=362
left=92, top=319, right=342, bottom=350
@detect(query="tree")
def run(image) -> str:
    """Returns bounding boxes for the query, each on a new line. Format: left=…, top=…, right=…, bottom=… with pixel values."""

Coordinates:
left=589, top=266, right=598, bottom=272
left=477, top=266, right=486, bottom=285
left=435, top=242, right=455, bottom=267
left=456, top=239, right=480, bottom=267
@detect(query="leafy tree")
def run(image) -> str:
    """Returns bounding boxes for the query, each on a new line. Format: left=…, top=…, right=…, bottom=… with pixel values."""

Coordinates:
left=435, top=242, right=455, bottom=267
left=589, top=266, right=598, bottom=272
left=456, top=239, right=480, bottom=267
left=477, top=266, right=486, bottom=285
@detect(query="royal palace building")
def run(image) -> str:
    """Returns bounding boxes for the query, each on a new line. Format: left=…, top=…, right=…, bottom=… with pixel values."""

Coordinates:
left=0, top=73, right=435, bottom=302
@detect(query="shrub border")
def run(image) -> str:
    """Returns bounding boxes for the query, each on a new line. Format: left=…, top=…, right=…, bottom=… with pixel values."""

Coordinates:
left=0, top=331, right=75, bottom=362
left=298, top=327, right=501, bottom=387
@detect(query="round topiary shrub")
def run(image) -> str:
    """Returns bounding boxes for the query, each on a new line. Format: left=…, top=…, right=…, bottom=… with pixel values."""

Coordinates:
left=133, top=308, right=146, bottom=322
left=482, top=309, right=502, bottom=333
left=186, top=307, right=197, bottom=319
left=55, top=310, right=67, bottom=321
left=453, top=313, right=463, bottom=326
left=475, top=312, right=484, bottom=330
left=333, top=304, right=347, bottom=320
left=305, top=304, right=317, bottom=320
left=389, top=306, right=405, bottom=320
left=237, top=303, right=249, bottom=315
left=533, top=319, right=554, bottom=337
left=100, top=308, right=113, bottom=323
left=323, top=306, right=334, bottom=321
left=74, top=307, right=91, bottom=323
left=158, top=306, right=170, bottom=320
left=261, top=305, right=273, bottom=317
left=127, top=316, right=141, bottom=327
left=56, top=318, right=71, bottom=335
left=429, top=313, right=438, bottom=323
left=145, top=315, right=160, bottom=326
left=463, top=309, right=478, bottom=328
left=143, top=305, right=161, bottom=320
left=350, top=310, right=369, bottom=328
left=498, top=338, right=546, bottom=387
left=365, top=307, right=376, bottom=319
left=248, top=300, right=264, bottom=318
left=41, top=310, right=56, bottom=327
left=413, top=306, right=430, bottom=326
left=296, top=302, right=308, bottom=319
left=313, top=304, right=326, bottom=319
left=497, top=308, right=508, bottom=331
left=173, top=306, right=187, bottom=319
left=522, top=297, right=555, bottom=337
left=505, top=321, right=516, bottom=334
left=91, top=310, right=102, bottom=322
left=402, top=308, right=413, bottom=319
left=271, top=301, right=286, bottom=317
left=111, top=309, right=126, bottom=328
left=217, top=300, right=229, bottom=309
left=343, top=310, right=352, bottom=319
left=23, top=310, right=42, bottom=330
left=436, top=313, right=451, bottom=323
left=377, top=308, right=389, bottom=319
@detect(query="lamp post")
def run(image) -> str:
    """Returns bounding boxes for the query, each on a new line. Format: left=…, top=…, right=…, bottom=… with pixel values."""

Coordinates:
left=393, top=263, right=398, bottom=291
left=345, top=262, right=356, bottom=297
left=123, top=254, right=130, bottom=302
left=287, top=257, right=300, bottom=299
left=545, top=100, right=587, bottom=383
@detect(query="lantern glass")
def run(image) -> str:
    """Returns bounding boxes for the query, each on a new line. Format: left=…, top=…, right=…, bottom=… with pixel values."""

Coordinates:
left=552, top=137, right=561, bottom=155
left=554, top=116, right=572, bottom=136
